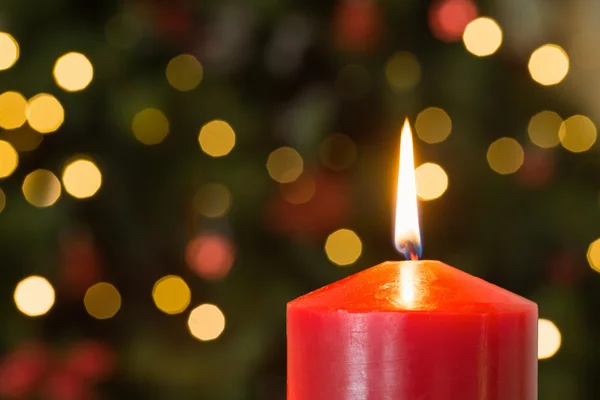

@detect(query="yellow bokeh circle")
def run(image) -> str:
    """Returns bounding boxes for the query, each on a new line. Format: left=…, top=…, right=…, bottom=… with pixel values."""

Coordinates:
left=62, top=158, right=102, bottom=199
left=0, top=32, right=19, bottom=70
left=152, top=275, right=191, bottom=315
left=415, top=107, right=452, bottom=144
left=198, top=120, right=236, bottom=157
left=266, top=147, right=304, bottom=183
left=84, top=282, right=122, bottom=320
left=538, top=318, right=561, bottom=359
left=14, top=276, right=55, bottom=317
left=53, top=52, right=94, bottom=92
left=22, top=169, right=61, bottom=207
left=166, top=54, right=203, bottom=91
left=26, top=94, right=65, bottom=134
left=415, top=163, right=449, bottom=201
left=188, top=303, right=226, bottom=341
left=558, top=115, right=597, bottom=153
left=462, top=17, right=503, bottom=57
left=528, top=111, right=562, bottom=148
left=325, top=229, right=362, bottom=266
left=0, top=140, right=19, bottom=179
left=132, top=108, right=169, bottom=145
left=385, top=51, right=421, bottom=92
left=587, top=238, right=600, bottom=273
left=528, top=44, right=569, bottom=86
left=486, top=137, right=524, bottom=175
left=0, top=91, right=27, bottom=130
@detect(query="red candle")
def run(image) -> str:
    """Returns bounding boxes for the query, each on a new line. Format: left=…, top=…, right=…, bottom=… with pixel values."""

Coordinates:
left=287, top=121, right=538, bottom=400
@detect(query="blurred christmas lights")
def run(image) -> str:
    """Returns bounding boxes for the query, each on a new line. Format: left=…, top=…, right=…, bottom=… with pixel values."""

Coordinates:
left=0, top=140, right=19, bottom=178
left=188, top=304, right=226, bottom=341
left=538, top=319, right=561, bottom=359
left=429, top=0, right=478, bottom=43
left=415, top=163, right=449, bottom=201
left=0, top=32, right=19, bottom=70
left=152, top=275, right=191, bottom=315
left=415, top=107, right=452, bottom=144
left=14, top=276, right=55, bottom=317
left=132, top=108, right=169, bottom=145
left=462, top=17, right=502, bottom=57
left=2, top=127, right=43, bottom=152
left=280, top=173, right=316, bottom=205
left=62, top=158, right=102, bottom=199
left=186, top=234, right=235, bottom=281
left=53, top=52, right=94, bottom=92
left=22, top=169, right=61, bottom=208
left=194, top=183, right=232, bottom=218
left=558, top=115, right=597, bottom=153
left=325, top=228, right=362, bottom=266
left=486, top=138, right=524, bottom=175
left=0, top=92, right=27, bottom=130
left=84, top=282, right=121, bottom=320
left=26, top=94, right=65, bottom=134
left=198, top=120, right=236, bottom=157
left=528, top=44, right=569, bottom=86
left=528, top=111, right=562, bottom=148
left=0, top=189, right=5, bottom=213
left=166, top=54, right=203, bottom=91
left=587, top=239, right=600, bottom=273
left=384, top=52, right=421, bottom=92
left=267, top=147, right=304, bottom=183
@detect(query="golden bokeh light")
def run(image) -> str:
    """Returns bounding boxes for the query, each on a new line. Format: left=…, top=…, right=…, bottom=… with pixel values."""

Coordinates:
left=152, top=275, right=191, bottom=315
left=14, top=276, right=55, bottom=317
left=528, top=44, right=569, bottom=86
left=319, top=134, right=357, bottom=171
left=486, top=137, right=524, bottom=175
left=415, top=162, right=449, bottom=201
left=62, top=158, right=102, bottom=199
left=280, top=173, right=316, bottom=204
left=587, top=238, right=600, bottom=273
left=1, top=127, right=43, bottom=152
left=0, top=140, right=19, bottom=178
left=198, top=120, right=236, bottom=157
left=385, top=51, right=421, bottom=92
left=325, top=228, right=362, bottom=266
left=528, top=111, right=562, bottom=148
left=415, top=107, right=452, bottom=144
left=0, top=188, right=5, bottom=213
left=166, top=54, right=203, bottom=91
left=26, top=94, right=65, bottom=134
left=53, top=52, right=94, bottom=92
left=558, top=115, right=597, bottom=153
left=84, top=282, right=121, bottom=320
left=462, top=17, right=503, bottom=57
left=22, top=169, right=61, bottom=207
left=538, top=318, right=561, bottom=360
left=0, top=91, right=27, bottom=130
left=188, top=303, right=226, bottom=341
left=132, top=108, right=169, bottom=145
left=0, top=32, right=19, bottom=70
left=267, top=147, right=304, bottom=183
left=194, top=183, right=232, bottom=218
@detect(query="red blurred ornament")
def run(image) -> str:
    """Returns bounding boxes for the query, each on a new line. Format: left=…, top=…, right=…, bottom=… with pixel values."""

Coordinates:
left=517, top=147, right=555, bottom=187
left=186, top=234, right=235, bottom=281
left=60, top=230, right=103, bottom=300
left=333, top=0, right=382, bottom=52
left=429, top=0, right=478, bottom=43
left=64, top=340, right=116, bottom=383
left=0, top=342, right=49, bottom=398
left=40, top=369, right=92, bottom=400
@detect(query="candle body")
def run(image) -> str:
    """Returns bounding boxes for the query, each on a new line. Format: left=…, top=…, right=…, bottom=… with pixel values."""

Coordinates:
left=287, top=261, right=537, bottom=400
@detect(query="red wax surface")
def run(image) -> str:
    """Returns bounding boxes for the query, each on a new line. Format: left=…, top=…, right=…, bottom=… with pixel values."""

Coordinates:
left=287, top=261, right=537, bottom=400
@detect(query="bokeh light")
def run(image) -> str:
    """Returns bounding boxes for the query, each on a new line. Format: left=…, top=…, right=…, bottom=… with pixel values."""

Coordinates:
left=198, top=120, right=236, bottom=157
left=267, top=147, right=304, bottom=183
left=538, top=318, right=561, bottom=360
left=188, top=303, right=226, bottom=341
left=415, top=107, right=452, bottom=144
left=415, top=163, right=449, bottom=201
left=26, top=94, right=65, bottom=134
left=325, top=228, right=362, bottom=266
left=0, top=140, right=19, bottom=178
left=194, top=183, right=232, bottom=218
left=385, top=51, right=421, bottom=92
left=528, top=44, right=569, bottom=86
left=486, top=137, right=524, bottom=175
left=62, top=158, right=102, bottom=199
left=166, top=54, right=203, bottom=91
left=152, top=275, right=191, bottom=315
left=280, top=173, right=316, bottom=204
left=319, top=134, right=357, bottom=171
left=0, top=91, right=27, bottom=129
left=558, top=115, right=597, bottom=153
left=53, top=52, right=94, bottom=92
left=429, top=0, right=478, bottom=43
left=14, top=276, right=55, bottom=317
left=1, top=127, right=43, bottom=152
left=186, top=234, right=235, bottom=281
left=0, top=32, right=19, bottom=70
left=132, top=108, right=169, bottom=145
left=22, top=169, right=61, bottom=207
left=528, top=111, right=562, bottom=148
left=0, top=188, right=5, bottom=213
left=84, top=282, right=121, bottom=320
left=587, top=238, right=600, bottom=273
left=462, top=17, right=502, bottom=56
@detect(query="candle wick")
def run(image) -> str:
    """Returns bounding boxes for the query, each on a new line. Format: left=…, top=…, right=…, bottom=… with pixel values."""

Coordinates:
left=409, top=252, right=419, bottom=261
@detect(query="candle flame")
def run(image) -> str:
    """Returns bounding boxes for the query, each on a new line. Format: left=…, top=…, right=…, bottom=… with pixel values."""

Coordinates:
left=394, top=119, right=422, bottom=260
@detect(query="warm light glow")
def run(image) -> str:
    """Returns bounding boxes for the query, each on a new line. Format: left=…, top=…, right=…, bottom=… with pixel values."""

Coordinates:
left=186, top=234, right=235, bottom=280
left=538, top=318, right=561, bottom=359
left=395, top=120, right=421, bottom=259
left=587, top=238, right=600, bottom=273
left=132, top=108, right=169, bottom=145
left=194, top=183, right=232, bottom=218
left=0, top=189, right=5, bottom=213
left=166, top=54, right=203, bottom=91
left=528, top=111, right=562, bottom=148
left=0, top=140, right=19, bottom=178
left=2, top=127, right=43, bottom=152
left=415, top=107, right=452, bottom=144
left=152, top=275, right=191, bottom=315
left=0, top=32, right=19, bottom=70
left=14, top=276, right=55, bottom=317
left=462, top=17, right=502, bottom=57
left=84, top=282, right=121, bottom=320
left=267, top=147, right=304, bottom=183
left=325, top=228, right=362, bottom=266
left=22, top=169, right=61, bottom=207
left=558, top=115, right=597, bottom=153
left=528, top=44, right=569, bottom=86
left=0, top=91, right=27, bottom=129
left=319, top=134, right=357, bottom=171
left=188, top=303, right=226, bottom=341
left=53, top=52, right=94, bottom=92
left=486, top=137, right=524, bottom=175
left=429, top=0, right=478, bottom=43
left=280, top=173, right=316, bottom=204
left=26, top=94, right=65, bottom=133
left=199, top=120, right=236, bottom=157
left=385, top=52, right=421, bottom=92
left=62, top=158, right=102, bottom=199
left=415, top=163, right=449, bottom=201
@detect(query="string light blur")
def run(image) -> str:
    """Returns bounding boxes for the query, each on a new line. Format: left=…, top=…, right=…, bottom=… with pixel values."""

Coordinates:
left=319, top=134, right=357, bottom=171
left=84, top=282, right=121, bottom=320
left=0, top=188, right=5, bottom=213
left=0, top=91, right=27, bottom=129
left=486, top=138, right=524, bottom=175
left=22, top=169, right=61, bottom=207
left=267, top=147, right=304, bottom=183
left=462, top=17, right=502, bottom=57
left=0, top=140, right=19, bottom=178
left=429, top=0, right=478, bottom=43
left=166, top=54, right=203, bottom=91
left=528, top=44, right=569, bottom=86
left=26, top=94, right=65, bottom=134
left=325, top=229, right=362, bottom=266
left=198, top=120, right=236, bottom=157
left=385, top=51, right=421, bottom=92
left=188, top=304, right=226, bottom=341
left=152, top=275, right=191, bottom=315
left=558, top=115, right=597, bottom=153
left=587, top=238, right=600, bottom=273
left=538, top=318, right=561, bottom=360
left=53, top=52, right=94, bottom=92
left=186, top=234, right=235, bottom=281
left=62, top=158, right=102, bottom=199
left=415, top=163, right=449, bottom=201
left=0, top=32, right=19, bottom=70
left=280, top=173, right=316, bottom=204
left=194, top=183, right=232, bottom=218
left=132, top=108, right=169, bottom=145
left=528, top=111, right=562, bottom=148
left=415, top=107, right=452, bottom=144
left=14, top=276, right=55, bottom=317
